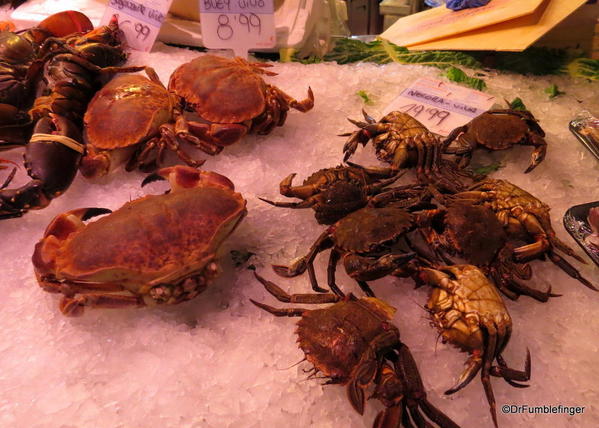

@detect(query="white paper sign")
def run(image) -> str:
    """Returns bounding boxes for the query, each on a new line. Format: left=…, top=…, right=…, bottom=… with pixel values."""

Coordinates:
left=384, top=77, right=496, bottom=136
left=101, top=0, right=173, bottom=52
left=199, top=0, right=276, bottom=58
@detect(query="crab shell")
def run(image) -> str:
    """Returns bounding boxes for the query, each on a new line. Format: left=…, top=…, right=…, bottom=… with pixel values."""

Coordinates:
left=439, top=202, right=506, bottom=265
left=80, top=74, right=174, bottom=178
left=168, top=55, right=268, bottom=123
left=297, top=297, right=396, bottom=382
left=463, top=111, right=544, bottom=150
left=32, top=166, right=247, bottom=315
left=332, top=206, right=414, bottom=253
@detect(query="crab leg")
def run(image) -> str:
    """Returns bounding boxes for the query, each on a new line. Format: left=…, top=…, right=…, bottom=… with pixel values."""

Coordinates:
left=277, top=173, right=317, bottom=199
left=522, top=131, right=547, bottom=173
left=271, top=85, right=314, bottom=113
left=60, top=293, right=143, bottom=317
left=327, top=248, right=345, bottom=297
left=250, top=299, right=307, bottom=317
left=253, top=271, right=340, bottom=303
left=272, top=230, right=333, bottom=278
left=548, top=250, right=598, bottom=291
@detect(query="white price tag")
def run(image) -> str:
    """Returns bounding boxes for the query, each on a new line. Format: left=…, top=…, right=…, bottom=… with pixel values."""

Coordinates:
left=101, top=0, right=173, bottom=52
left=199, top=0, right=276, bottom=58
left=384, top=77, right=496, bottom=136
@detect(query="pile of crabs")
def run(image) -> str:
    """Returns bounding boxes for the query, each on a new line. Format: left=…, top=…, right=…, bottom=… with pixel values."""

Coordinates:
left=0, top=12, right=595, bottom=428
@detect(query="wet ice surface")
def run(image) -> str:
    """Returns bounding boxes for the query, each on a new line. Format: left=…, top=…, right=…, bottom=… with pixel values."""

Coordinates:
left=1, top=43, right=598, bottom=428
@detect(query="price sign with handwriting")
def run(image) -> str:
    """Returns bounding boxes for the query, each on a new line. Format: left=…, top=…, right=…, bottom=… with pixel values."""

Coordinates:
left=384, top=77, right=496, bottom=136
left=199, top=0, right=276, bottom=58
left=101, top=0, right=173, bottom=52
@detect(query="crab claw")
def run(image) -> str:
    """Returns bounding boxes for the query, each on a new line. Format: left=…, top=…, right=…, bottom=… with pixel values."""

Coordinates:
left=524, top=145, right=546, bottom=173
left=272, top=258, right=308, bottom=277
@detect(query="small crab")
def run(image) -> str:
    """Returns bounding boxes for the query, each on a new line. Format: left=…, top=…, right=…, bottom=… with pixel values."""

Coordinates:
left=260, top=162, right=428, bottom=225
left=342, top=111, right=471, bottom=192
left=81, top=68, right=209, bottom=178
left=417, top=201, right=557, bottom=302
left=273, top=204, right=417, bottom=296
left=420, top=264, right=531, bottom=428
left=251, top=272, right=460, bottom=428
left=451, top=178, right=597, bottom=292
left=167, top=55, right=314, bottom=152
left=443, top=109, right=547, bottom=173
left=32, top=165, right=247, bottom=316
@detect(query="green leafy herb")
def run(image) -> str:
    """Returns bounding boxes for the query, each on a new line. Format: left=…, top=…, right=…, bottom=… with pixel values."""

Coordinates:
left=567, top=58, right=599, bottom=81
left=445, top=66, right=486, bottom=91
left=509, top=97, right=527, bottom=111
left=473, top=161, right=505, bottom=176
left=544, top=84, right=565, bottom=99
left=293, top=55, right=324, bottom=64
left=480, top=47, right=571, bottom=76
left=230, top=249, right=255, bottom=267
left=323, top=38, right=481, bottom=69
left=356, top=90, right=374, bottom=105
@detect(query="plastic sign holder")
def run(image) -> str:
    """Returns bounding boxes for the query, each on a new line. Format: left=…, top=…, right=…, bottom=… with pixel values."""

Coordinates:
left=100, top=0, right=174, bottom=52
left=198, top=0, right=276, bottom=58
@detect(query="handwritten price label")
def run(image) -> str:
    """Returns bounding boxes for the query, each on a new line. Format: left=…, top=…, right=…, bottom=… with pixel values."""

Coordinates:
left=384, top=77, right=496, bottom=136
left=199, top=0, right=276, bottom=58
left=101, top=0, right=173, bottom=52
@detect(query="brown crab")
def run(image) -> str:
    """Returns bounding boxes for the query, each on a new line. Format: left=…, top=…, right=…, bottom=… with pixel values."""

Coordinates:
left=450, top=178, right=597, bottom=292
left=420, top=264, right=531, bottom=428
left=167, top=55, right=314, bottom=153
left=342, top=111, right=471, bottom=193
left=251, top=272, right=460, bottom=428
left=273, top=204, right=417, bottom=296
left=81, top=68, right=210, bottom=178
left=260, top=162, right=429, bottom=225
left=32, top=165, right=247, bottom=316
left=417, top=201, right=557, bottom=302
left=443, top=109, right=547, bottom=173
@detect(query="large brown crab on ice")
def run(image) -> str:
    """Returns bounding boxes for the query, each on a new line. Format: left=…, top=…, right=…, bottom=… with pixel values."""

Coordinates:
left=168, top=54, right=314, bottom=153
left=32, top=165, right=247, bottom=316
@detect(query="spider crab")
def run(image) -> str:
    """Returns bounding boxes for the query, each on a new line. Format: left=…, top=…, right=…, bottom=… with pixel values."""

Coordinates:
left=342, top=111, right=471, bottom=193
left=251, top=271, right=460, bottom=428
left=420, top=264, right=531, bottom=428
left=167, top=54, right=314, bottom=153
left=32, top=165, right=247, bottom=316
left=260, top=163, right=429, bottom=225
left=449, top=178, right=597, bottom=292
left=417, top=201, right=558, bottom=302
left=443, top=109, right=547, bottom=173
left=272, top=204, right=418, bottom=296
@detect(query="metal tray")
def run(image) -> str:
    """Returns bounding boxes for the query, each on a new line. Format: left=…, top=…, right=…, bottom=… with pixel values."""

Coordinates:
left=563, top=201, right=599, bottom=267
left=569, top=111, right=599, bottom=160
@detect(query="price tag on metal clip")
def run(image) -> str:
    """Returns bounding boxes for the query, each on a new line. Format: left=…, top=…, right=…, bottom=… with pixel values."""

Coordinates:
left=101, top=0, right=173, bottom=52
left=199, top=0, right=276, bottom=59
left=385, top=77, right=496, bottom=136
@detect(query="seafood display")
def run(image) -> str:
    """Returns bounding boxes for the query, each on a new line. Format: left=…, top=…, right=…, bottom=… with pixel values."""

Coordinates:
left=0, top=10, right=596, bottom=428
left=32, top=165, right=247, bottom=316
left=168, top=54, right=314, bottom=153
